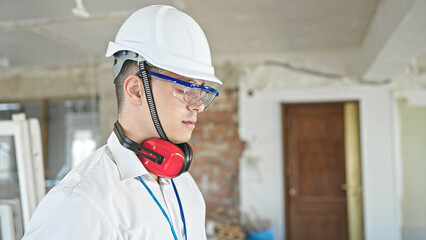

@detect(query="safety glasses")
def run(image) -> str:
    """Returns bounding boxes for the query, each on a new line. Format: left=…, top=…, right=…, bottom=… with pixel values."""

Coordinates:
left=136, top=71, right=219, bottom=111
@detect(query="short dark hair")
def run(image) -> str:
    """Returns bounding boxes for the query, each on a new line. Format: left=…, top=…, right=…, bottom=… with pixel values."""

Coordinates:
left=114, top=61, right=163, bottom=114
left=114, top=60, right=138, bottom=114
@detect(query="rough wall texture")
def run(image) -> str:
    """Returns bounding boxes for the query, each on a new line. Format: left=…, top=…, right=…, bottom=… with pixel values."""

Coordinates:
left=189, top=88, right=245, bottom=223
left=0, top=63, right=117, bottom=143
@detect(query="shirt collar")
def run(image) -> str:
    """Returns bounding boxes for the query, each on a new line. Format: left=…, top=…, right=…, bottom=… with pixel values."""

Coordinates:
left=107, top=131, right=150, bottom=181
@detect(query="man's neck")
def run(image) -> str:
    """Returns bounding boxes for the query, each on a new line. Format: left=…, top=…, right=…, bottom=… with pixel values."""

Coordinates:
left=118, top=115, right=161, bottom=184
left=118, top=110, right=154, bottom=144
left=149, top=172, right=160, bottom=183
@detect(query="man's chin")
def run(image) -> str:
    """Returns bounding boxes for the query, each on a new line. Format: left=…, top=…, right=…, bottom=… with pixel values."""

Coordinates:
left=170, top=134, right=192, bottom=144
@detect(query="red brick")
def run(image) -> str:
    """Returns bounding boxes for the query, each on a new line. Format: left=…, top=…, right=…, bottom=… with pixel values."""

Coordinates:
left=190, top=88, right=244, bottom=222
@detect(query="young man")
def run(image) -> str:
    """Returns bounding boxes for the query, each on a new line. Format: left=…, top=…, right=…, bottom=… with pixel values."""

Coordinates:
left=23, top=5, right=221, bottom=239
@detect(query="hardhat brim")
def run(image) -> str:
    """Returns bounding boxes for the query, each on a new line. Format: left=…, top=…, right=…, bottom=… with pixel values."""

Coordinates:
left=106, top=42, right=222, bottom=85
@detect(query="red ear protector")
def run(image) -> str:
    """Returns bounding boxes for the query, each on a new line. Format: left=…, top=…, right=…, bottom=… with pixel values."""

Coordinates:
left=113, top=122, right=193, bottom=178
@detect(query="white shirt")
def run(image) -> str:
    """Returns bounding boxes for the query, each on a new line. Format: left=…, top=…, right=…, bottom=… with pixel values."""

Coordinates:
left=23, top=132, right=207, bottom=240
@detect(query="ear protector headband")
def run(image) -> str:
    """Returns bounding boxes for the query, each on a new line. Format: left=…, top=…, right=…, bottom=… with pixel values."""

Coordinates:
left=113, top=121, right=193, bottom=178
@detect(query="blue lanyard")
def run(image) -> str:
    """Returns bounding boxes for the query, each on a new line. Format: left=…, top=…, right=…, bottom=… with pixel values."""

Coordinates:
left=137, top=176, right=187, bottom=240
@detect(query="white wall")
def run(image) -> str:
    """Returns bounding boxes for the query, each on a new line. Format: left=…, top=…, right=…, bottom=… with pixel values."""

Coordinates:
left=239, top=65, right=401, bottom=240
left=395, top=90, right=426, bottom=240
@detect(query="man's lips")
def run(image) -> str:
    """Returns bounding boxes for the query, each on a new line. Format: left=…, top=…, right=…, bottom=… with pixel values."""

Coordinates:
left=182, top=120, right=197, bottom=128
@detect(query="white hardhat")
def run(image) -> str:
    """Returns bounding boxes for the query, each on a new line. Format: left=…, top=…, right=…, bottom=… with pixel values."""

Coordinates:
left=106, top=5, right=222, bottom=85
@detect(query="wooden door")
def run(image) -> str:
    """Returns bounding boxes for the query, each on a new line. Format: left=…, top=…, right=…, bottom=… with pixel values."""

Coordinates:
left=283, top=103, right=348, bottom=240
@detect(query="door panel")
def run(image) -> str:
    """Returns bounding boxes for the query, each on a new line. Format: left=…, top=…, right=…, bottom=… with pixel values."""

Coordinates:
left=283, top=103, right=348, bottom=240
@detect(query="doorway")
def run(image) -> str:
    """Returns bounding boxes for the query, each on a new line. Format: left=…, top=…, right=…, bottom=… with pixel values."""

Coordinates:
left=282, top=102, right=364, bottom=240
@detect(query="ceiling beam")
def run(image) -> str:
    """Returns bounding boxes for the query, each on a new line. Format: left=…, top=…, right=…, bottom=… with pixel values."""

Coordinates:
left=357, top=0, right=426, bottom=81
left=27, top=25, right=99, bottom=57
left=0, top=11, right=131, bottom=31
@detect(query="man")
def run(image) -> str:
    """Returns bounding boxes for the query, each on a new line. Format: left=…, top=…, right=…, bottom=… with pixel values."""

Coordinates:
left=23, top=5, right=221, bottom=239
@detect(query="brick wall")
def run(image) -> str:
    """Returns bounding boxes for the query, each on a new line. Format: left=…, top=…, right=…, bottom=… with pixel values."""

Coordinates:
left=189, top=88, right=245, bottom=223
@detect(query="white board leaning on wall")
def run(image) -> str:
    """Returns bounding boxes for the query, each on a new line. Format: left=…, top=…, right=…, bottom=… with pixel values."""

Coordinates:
left=0, top=113, right=45, bottom=238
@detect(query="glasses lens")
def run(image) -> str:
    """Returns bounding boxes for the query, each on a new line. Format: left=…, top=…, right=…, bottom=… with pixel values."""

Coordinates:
left=181, top=84, right=217, bottom=111
left=183, top=87, right=198, bottom=103
left=201, top=91, right=216, bottom=110
left=149, top=72, right=218, bottom=111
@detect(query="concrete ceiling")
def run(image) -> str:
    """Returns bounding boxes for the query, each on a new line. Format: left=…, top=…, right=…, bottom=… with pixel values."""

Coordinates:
left=0, top=0, right=379, bottom=69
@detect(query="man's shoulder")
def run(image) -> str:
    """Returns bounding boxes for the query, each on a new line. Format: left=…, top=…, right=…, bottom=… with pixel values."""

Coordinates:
left=174, top=171, right=197, bottom=185
left=23, top=175, right=115, bottom=239
left=23, top=145, right=125, bottom=239
left=50, top=145, right=117, bottom=196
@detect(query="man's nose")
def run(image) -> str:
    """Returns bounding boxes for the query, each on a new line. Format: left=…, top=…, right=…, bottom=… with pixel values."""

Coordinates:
left=187, top=101, right=205, bottom=113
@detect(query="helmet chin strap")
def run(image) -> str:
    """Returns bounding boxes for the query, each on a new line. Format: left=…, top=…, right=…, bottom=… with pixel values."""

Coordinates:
left=138, top=61, right=170, bottom=141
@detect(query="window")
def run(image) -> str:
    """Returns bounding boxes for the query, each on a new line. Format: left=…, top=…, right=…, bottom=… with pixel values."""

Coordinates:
left=0, top=99, right=100, bottom=185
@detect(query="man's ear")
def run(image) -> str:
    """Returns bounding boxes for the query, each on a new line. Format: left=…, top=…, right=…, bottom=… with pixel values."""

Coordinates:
left=123, top=74, right=144, bottom=105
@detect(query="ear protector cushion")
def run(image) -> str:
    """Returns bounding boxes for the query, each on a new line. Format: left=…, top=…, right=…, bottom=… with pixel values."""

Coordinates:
left=175, top=143, right=193, bottom=175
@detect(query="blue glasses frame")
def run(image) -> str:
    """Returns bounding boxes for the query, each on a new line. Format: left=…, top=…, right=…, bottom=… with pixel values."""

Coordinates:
left=136, top=71, right=219, bottom=97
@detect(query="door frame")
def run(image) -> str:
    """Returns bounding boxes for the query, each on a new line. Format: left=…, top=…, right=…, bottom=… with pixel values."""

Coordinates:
left=282, top=102, right=363, bottom=240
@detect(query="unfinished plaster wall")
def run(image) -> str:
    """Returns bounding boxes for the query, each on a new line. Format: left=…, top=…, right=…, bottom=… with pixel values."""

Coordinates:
left=238, top=63, right=404, bottom=240
left=0, top=62, right=116, bottom=141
